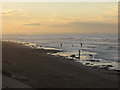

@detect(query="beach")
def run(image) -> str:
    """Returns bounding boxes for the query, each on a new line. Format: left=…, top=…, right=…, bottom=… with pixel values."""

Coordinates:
left=2, top=41, right=119, bottom=88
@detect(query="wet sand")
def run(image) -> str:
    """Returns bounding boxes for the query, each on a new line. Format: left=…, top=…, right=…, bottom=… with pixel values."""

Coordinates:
left=2, top=41, right=119, bottom=88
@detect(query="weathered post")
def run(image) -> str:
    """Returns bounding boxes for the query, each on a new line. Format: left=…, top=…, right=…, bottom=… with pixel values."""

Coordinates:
left=78, top=50, right=81, bottom=59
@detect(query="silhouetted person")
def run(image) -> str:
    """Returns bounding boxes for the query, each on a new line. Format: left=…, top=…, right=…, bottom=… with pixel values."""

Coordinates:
left=72, top=44, right=74, bottom=47
left=80, top=43, right=82, bottom=47
left=60, top=43, right=63, bottom=47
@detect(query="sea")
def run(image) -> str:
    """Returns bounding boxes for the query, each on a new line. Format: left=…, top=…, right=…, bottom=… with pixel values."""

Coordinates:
left=2, top=33, right=119, bottom=71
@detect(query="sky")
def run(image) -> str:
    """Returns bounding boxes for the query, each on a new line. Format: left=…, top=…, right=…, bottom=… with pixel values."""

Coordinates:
left=1, top=2, right=118, bottom=34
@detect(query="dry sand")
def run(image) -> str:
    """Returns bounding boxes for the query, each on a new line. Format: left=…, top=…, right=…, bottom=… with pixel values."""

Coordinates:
left=2, top=41, right=119, bottom=88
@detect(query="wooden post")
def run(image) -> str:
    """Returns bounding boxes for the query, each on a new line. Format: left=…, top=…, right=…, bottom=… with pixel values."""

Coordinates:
left=78, top=50, right=81, bottom=59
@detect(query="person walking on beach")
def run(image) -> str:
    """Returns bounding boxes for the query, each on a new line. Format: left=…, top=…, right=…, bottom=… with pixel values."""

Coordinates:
left=72, top=44, right=74, bottom=47
left=60, top=43, right=63, bottom=47
left=80, top=43, right=82, bottom=47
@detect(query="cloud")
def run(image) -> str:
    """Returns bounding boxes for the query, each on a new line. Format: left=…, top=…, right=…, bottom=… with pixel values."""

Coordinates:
left=45, top=11, right=117, bottom=26
left=105, top=6, right=118, bottom=17
left=50, top=21, right=117, bottom=33
left=0, top=10, right=23, bottom=15
left=45, top=5, right=118, bottom=25
left=51, top=20, right=117, bottom=27
left=23, top=23, right=41, bottom=26
left=47, top=15, right=117, bottom=27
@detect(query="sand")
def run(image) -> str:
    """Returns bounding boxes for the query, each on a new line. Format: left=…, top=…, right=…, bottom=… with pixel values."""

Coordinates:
left=2, top=75, right=31, bottom=88
left=2, top=41, right=119, bottom=88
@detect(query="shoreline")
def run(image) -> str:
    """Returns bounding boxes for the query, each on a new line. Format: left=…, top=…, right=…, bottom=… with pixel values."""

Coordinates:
left=2, top=41, right=119, bottom=88
left=3, top=40, right=120, bottom=71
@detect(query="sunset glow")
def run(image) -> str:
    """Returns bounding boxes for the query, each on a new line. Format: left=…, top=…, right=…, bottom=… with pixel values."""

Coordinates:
left=2, top=2, right=118, bottom=34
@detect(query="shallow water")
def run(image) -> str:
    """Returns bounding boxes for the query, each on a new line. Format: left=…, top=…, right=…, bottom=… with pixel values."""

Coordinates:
left=2, top=34, right=119, bottom=70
